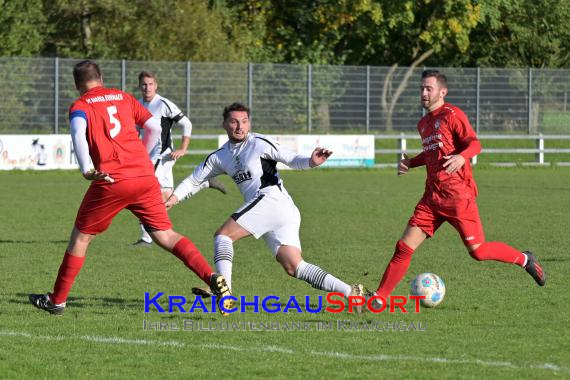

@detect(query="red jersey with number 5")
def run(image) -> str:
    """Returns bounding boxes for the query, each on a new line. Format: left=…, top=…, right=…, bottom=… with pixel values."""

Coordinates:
left=417, top=103, right=480, bottom=203
left=69, top=86, right=154, bottom=180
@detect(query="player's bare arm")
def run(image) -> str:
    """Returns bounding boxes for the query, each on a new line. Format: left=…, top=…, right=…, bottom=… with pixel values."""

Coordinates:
left=309, top=147, right=333, bottom=167
left=171, top=136, right=190, bottom=160
left=171, top=116, right=192, bottom=160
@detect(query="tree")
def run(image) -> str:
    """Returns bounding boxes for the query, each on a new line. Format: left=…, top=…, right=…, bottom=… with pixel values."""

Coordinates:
left=236, top=1, right=483, bottom=131
left=40, top=0, right=260, bottom=62
left=0, top=0, right=46, bottom=56
left=464, top=0, right=570, bottom=133
left=237, top=0, right=383, bottom=65
left=0, top=1, right=48, bottom=133
left=467, top=0, right=570, bottom=68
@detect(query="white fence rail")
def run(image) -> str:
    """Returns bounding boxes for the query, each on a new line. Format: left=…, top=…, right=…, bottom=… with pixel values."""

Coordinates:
left=378, top=134, right=570, bottom=165
left=186, top=134, right=570, bottom=165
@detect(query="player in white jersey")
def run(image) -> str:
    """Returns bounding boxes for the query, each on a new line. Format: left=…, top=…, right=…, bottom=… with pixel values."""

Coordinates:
left=166, top=102, right=363, bottom=301
left=133, top=71, right=226, bottom=246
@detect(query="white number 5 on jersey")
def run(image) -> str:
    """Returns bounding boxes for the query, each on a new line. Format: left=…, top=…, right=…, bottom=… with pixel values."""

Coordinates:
left=107, top=105, right=121, bottom=138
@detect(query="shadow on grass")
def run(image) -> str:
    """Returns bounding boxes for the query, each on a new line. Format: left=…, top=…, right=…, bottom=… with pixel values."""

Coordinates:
left=14, top=294, right=215, bottom=319
left=13, top=293, right=145, bottom=310
left=0, top=240, right=68, bottom=244
left=542, top=257, right=570, bottom=262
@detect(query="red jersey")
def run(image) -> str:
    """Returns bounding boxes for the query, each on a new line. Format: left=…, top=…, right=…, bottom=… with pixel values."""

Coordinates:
left=413, top=103, right=481, bottom=204
left=69, top=86, right=154, bottom=180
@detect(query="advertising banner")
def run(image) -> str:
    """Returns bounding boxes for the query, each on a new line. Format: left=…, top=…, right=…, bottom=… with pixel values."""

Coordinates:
left=0, top=135, right=77, bottom=170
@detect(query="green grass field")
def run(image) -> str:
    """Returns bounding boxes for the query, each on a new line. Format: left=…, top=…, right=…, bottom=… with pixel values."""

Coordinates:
left=1, top=167, right=568, bottom=379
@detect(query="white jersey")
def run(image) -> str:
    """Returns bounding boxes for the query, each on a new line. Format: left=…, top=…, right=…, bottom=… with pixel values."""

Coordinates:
left=174, top=133, right=311, bottom=203
left=139, top=94, right=192, bottom=162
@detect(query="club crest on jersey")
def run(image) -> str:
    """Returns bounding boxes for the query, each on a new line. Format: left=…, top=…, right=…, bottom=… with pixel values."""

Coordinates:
left=234, top=155, right=244, bottom=171
left=434, top=120, right=440, bottom=130
left=233, top=170, right=252, bottom=184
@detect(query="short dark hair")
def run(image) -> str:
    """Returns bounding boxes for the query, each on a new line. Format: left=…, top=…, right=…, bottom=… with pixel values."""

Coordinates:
left=138, top=71, right=158, bottom=85
left=422, top=70, right=447, bottom=88
left=73, top=60, right=102, bottom=88
left=223, top=102, right=250, bottom=121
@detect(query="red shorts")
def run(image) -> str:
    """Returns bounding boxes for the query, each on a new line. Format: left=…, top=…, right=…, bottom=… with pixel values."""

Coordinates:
left=75, top=176, right=172, bottom=235
left=408, top=198, right=485, bottom=246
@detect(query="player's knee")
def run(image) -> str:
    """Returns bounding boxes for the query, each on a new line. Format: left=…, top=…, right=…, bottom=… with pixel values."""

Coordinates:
left=278, top=259, right=298, bottom=277
left=214, top=226, right=229, bottom=238
left=468, top=244, right=484, bottom=261
left=283, top=265, right=297, bottom=277
left=153, top=229, right=182, bottom=250
left=74, top=230, right=95, bottom=244
left=469, top=251, right=483, bottom=261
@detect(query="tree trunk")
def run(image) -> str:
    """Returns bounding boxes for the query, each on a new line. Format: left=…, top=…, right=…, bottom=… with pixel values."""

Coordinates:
left=80, top=2, right=92, bottom=55
left=531, top=102, right=540, bottom=133
left=381, top=48, right=434, bottom=132
left=317, top=103, right=331, bottom=134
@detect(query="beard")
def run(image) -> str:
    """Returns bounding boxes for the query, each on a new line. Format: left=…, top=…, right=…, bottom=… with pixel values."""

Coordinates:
left=421, top=97, right=440, bottom=110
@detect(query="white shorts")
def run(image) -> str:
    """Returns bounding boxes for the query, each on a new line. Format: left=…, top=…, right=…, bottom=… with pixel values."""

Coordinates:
left=154, top=156, right=175, bottom=189
left=231, top=189, right=301, bottom=255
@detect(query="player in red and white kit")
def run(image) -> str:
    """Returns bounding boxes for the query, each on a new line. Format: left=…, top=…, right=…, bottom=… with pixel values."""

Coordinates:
left=368, top=70, right=546, bottom=304
left=28, top=60, right=231, bottom=315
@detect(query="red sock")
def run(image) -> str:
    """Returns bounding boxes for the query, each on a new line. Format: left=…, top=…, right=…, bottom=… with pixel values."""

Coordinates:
left=376, top=240, right=415, bottom=299
left=470, top=241, right=526, bottom=266
left=172, top=237, right=213, bottom=285
left=51, top=252, right=85, bottom=305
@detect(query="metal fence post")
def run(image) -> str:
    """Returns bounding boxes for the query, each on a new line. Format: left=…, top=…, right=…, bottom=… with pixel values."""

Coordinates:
left=472, top=67, right=478, bottom=170
left=366, top=65, right=370, bottom=134
left=121, top=59, right=126, bottom=92
left=186, top=61, right=191, bottom=115
left=247, top=63, right=253, bottom=109
left=54, top=57, right=59, bottom=134
left=473, top=67, right=481, bottom=135
left=307, top=64, right=312, bottom=134
left=528, top=67, right=532, bottom=134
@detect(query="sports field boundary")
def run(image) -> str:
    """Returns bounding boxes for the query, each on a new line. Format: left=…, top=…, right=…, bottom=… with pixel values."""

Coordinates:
left=1, top=330, right=567, bottom=374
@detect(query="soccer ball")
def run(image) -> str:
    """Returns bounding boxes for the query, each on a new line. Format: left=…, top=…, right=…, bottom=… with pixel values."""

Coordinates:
left=410, top=273, right=446, bottom=308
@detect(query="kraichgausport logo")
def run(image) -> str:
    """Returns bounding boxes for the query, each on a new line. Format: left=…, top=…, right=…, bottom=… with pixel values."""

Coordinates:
left=144, top=292, right=426, bottom=314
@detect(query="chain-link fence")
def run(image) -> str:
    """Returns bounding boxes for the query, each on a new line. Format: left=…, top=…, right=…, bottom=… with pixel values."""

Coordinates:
left=1, top=57, right=569, bottom=135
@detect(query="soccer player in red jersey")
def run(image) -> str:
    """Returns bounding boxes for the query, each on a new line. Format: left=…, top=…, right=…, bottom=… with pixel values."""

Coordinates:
left=368, top=70, right=546, bottom=304
left=29, top=60, right=231, bottom=315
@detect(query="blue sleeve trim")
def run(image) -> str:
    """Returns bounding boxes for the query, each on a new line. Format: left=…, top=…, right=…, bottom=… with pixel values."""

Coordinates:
left=70, top=110, right=87, bottom=122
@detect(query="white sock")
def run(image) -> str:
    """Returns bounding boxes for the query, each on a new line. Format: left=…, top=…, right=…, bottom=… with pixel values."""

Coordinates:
left=214, top=235, right=234, bottom=291
left=522, top=253, right=528, bottom=267
left=140, top=223, right=152, bottom=243
left=294, top=260, right=352, bottom=297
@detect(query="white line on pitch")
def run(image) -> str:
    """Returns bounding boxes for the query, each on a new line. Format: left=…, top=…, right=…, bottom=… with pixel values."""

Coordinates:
left=1, top=330, right=567, bottom=373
